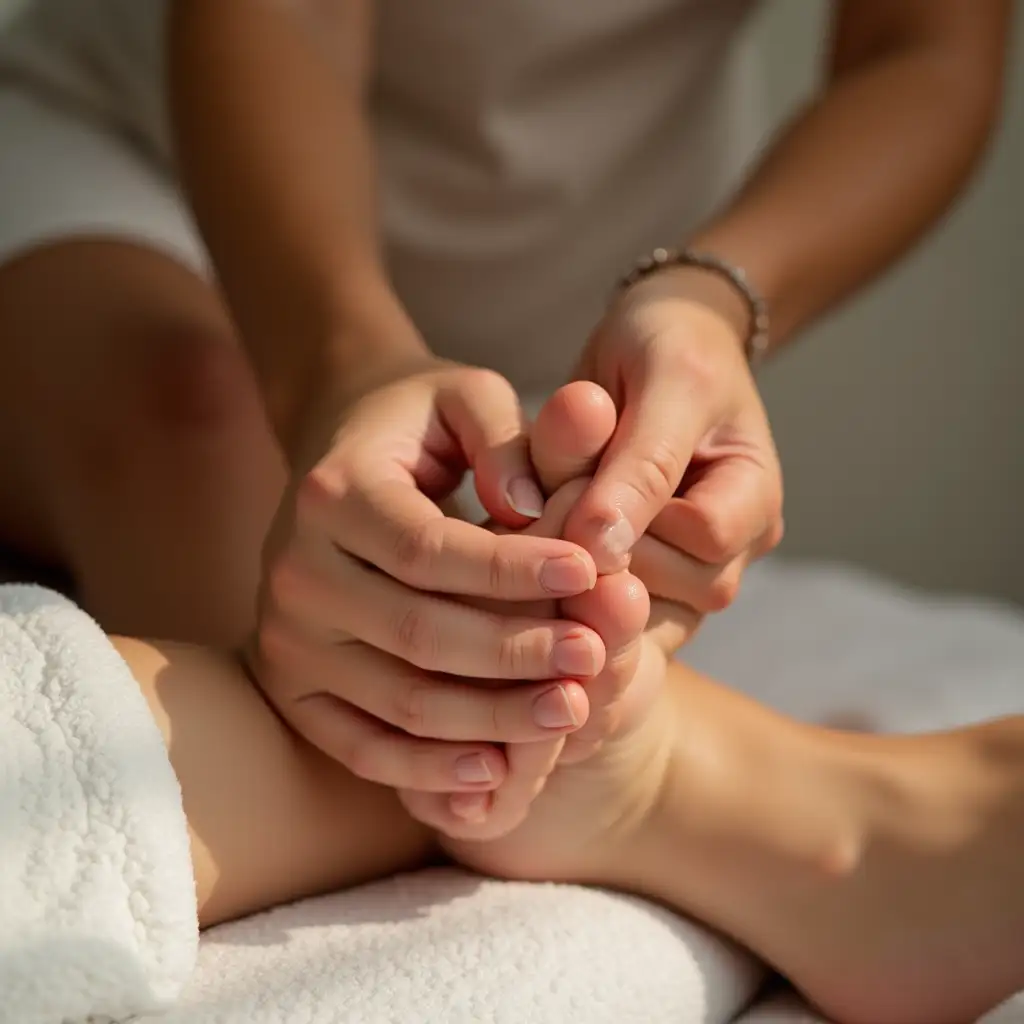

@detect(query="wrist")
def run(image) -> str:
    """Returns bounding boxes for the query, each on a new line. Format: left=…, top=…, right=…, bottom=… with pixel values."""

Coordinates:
left=277, top=279, right=435, bottom=464
left=617, top=250, right=762, bottom=362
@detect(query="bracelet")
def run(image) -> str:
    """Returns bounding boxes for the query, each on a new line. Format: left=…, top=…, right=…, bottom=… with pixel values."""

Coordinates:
left=616, top=247, right=770, bottom=366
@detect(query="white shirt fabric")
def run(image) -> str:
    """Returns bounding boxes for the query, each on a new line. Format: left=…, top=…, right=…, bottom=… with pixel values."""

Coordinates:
left=0, top=0, right=761, bottom=393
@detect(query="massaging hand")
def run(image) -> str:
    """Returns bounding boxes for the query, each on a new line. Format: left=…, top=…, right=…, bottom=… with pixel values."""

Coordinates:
left=564, top=266, right=784, bottom=650
left=251, top=358, right=607, bottom=796
left=402, top=382, right=657, bottom=840
left=407, top=383, right=674, bottom=849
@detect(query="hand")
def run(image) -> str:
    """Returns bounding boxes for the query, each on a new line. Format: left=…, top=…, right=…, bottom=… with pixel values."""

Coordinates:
left=565, top=266, right=785, bottom=650
left=440, top=601, right=674, bottom=881
left=249, top=358, right=606, bottom=795
left=402, top=382, right=655, bottom=842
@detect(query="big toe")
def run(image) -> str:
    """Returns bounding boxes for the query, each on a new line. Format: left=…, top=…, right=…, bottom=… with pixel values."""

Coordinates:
left=531, top=381, right=617, bottom=496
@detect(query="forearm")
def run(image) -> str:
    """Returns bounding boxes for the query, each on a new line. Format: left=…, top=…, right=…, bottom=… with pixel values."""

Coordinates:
left=168, top=0, right=427, bottom=454
left=114, top=637, right=434, bottom=928
left=691, top=1, right=1011, bottom=347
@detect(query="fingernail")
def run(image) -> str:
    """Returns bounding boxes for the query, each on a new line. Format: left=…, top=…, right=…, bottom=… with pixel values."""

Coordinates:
left=540, top=552, right=596, bottom=595
left=455, top=753, right=494, bottom=785
left=599, top=516, right=636, bottom=564
left=505, top=477, right=545, bottom=519
left=533, top=684, right=579, bottom=729
left=450, top=792, right=491, bottom=822
left=552, top=633, right=600, bottom=677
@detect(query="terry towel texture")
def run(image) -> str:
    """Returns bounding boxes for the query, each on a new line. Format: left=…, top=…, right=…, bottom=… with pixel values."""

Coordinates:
left=2, top=565, right=1023, bottom=1023
left=0, top=585, right=198, bottom=1024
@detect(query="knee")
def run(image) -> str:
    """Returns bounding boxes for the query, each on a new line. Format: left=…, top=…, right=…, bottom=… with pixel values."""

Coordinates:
left=141, top=329, right=261, bottom=436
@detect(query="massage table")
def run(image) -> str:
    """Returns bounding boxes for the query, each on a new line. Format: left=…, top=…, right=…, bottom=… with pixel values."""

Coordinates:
left=3, top=560, right=1023, bottom=1023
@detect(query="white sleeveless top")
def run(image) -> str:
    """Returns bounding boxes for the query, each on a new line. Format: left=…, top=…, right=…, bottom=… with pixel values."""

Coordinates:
left=0, top=0, right=760, bottom=393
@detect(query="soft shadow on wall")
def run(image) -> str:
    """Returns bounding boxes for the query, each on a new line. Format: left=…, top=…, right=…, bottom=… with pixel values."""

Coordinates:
left=750, top=2, right=1024, bottom=606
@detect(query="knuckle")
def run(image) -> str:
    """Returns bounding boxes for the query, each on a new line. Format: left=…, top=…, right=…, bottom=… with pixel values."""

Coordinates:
left=487, top=543, right=519, bottom=595
left=391, top=517, right=445, bottom=584
left=390, top=679, right=432, bottom=737
left=264, top=554, right=306, bottom=610
left=495, top=623, right=539, bottom=677
left=392, top=604, right=441, bottom=668
left=344, top=736, right=385, bottom=783
left=694, top=509, right=739, bottom=564
left=703, top=570, right=741, bottom=612
left=624, top=444, right=684, bottom=510
left=296, top=463, right=349, bottom=519
left=765, top=516, right=786, bottom=552
left=464, top=365, right=514, bottom=402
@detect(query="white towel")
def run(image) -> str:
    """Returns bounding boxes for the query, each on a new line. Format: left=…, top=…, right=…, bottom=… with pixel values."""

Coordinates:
left=0, top=585, right=198, bottom=1024
left=138, top=560, right=1024, bottom=1023
left=138, top=870, right=763, bottom=1024
left=3, top=562, right=1024, bottom=1024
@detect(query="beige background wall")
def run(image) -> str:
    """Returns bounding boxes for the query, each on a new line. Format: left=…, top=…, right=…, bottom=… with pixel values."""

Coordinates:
left=749, top=3, right=1024, bottom=604
left=0, top=0, right=1022, bottom=603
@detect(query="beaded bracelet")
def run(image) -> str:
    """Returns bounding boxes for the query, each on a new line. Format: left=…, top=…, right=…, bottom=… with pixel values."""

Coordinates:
left=616, top=247, right=770, bottom=366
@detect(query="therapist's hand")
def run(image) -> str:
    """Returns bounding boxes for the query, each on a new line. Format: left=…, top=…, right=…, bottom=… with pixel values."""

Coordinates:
left=250, top=358, right=604, bottom=795
left=566, top=265, right=784, bottom=645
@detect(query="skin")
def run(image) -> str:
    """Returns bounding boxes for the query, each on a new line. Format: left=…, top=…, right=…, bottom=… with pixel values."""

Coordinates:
left=116, top=384, right=1024, bottom=1024
left=0, top=0, right=1010, bottom=821
left=170, top=0, right=1013, bottom=816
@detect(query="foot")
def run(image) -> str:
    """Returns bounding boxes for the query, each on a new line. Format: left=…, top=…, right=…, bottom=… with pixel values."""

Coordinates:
left=437, top=383, right=677, bottom=876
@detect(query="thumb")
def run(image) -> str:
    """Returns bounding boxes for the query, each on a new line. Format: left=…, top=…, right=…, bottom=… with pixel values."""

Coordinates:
left=565, top=374, right=706, bottom=573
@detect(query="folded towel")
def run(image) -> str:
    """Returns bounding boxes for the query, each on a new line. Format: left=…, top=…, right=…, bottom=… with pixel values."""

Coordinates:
left=0, top=585, right=198, bottom=1024
left=4, top=562, right=1024, bottom=1024
left=136, top=869, right=764, bottom=1024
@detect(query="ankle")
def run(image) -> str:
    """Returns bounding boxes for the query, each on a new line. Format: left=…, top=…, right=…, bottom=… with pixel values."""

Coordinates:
left=623, top=676, right=879, bottom=936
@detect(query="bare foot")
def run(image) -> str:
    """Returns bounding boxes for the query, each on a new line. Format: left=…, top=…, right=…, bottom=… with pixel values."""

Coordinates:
left=438, top=383, right=675, bottom=874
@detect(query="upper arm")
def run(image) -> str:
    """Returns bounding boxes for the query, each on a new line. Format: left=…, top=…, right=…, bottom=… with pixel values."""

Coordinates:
left=829, top=0, right=1013, bottom=107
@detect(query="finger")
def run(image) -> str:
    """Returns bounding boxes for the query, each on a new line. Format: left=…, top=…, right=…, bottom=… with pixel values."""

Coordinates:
left=288, top=695, right=509, bottom=791
left=452, top=738, right=563, bottom=839
left=629, top=532, right=744, bottom=614
left=650, top=455, right=780, bottom=566
left=402, top=738, right=563, bottom=840
left=299, top=468, right=598, bottom=601
left=530, top=381, right=617, bottom=496
left=437, top=367, right=545, bottom=525
left=564, top=359, right=710, bottom=573
left=258, top=616, right=593, bottom=740
left=282, top=539, right=605, bottom=679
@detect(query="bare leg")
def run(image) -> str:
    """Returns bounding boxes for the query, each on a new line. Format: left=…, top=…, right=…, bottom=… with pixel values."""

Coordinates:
left=629, top=668, right=1024, bottom=1024
left=111, top=636, right=434, bottom=928
left=0, top=240, right=286, bottom=645
left=441, top=385, right=1024, bottom=1023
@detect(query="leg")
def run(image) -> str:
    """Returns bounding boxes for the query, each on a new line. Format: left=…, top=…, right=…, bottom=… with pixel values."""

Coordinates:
left=0, top=240, right=285, bottom=644
left=112, top=636, right=434, bottom=928
left=628, top=665, right=1024, bottom=1024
